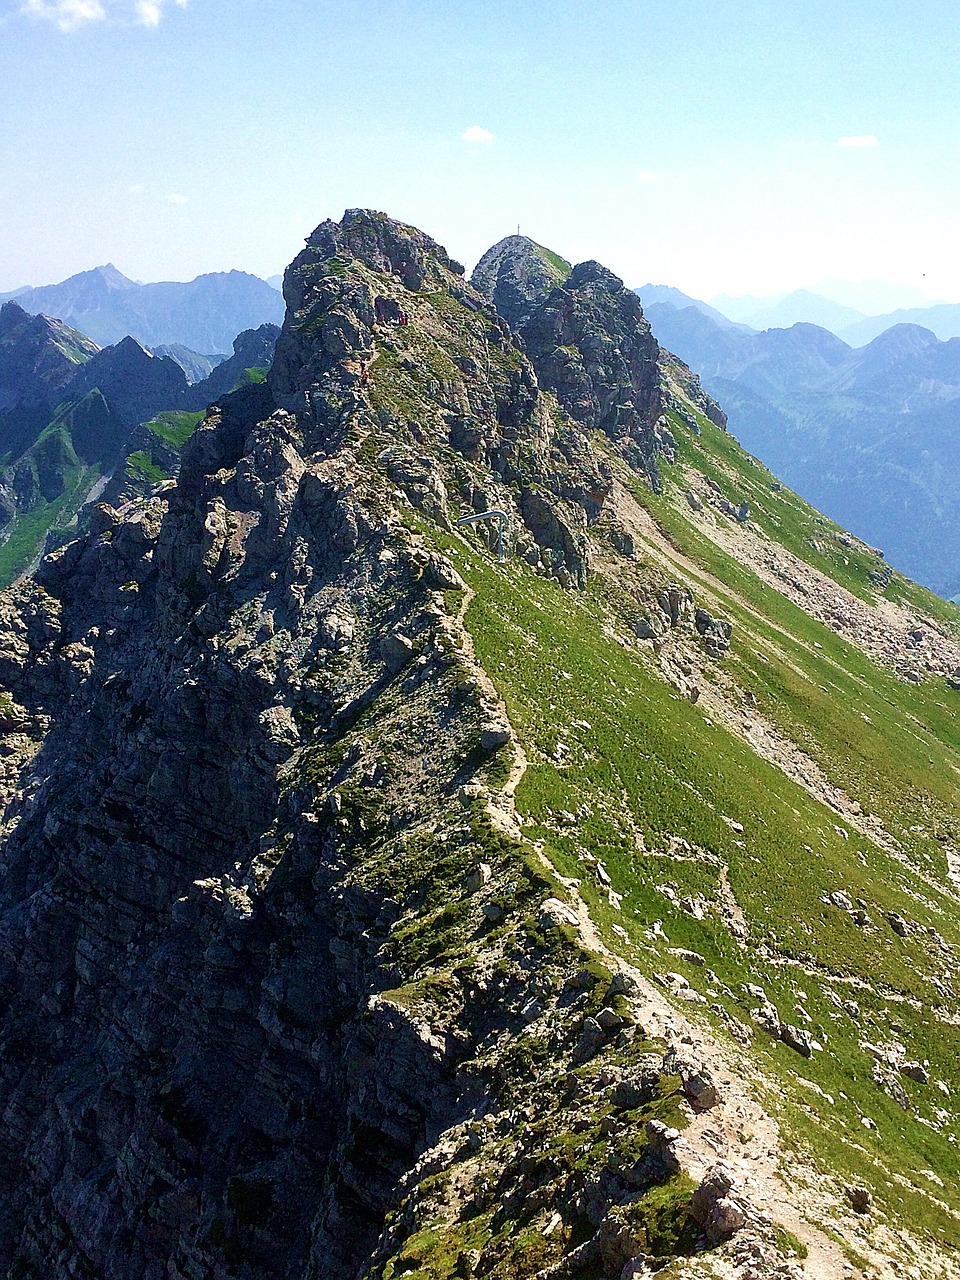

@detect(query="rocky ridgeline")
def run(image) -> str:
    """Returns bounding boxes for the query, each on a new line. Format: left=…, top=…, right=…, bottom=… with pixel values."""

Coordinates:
left=0, top=212, right=785, bottom=1278
left=472, top=237, right=705, bottom=495
left=470, top=234, right=571, bottom=331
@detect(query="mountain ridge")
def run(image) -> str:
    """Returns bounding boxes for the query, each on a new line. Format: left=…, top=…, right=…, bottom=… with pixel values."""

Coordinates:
left=3, top=265, right=284, bottom=352
left=0, top=210, right=957, bottom=1278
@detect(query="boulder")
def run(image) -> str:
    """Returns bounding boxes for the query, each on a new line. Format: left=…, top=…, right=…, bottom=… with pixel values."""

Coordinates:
left=596, top=1006, right=626, bottom=1032
left=846, top=1186, right=872, bottom=1214
left=380, top=631, right=415, bottom=674
left=901, top=1061, right=929, bottom=1084
left=538, top=898, right=580, bottom=930
left=573, top=1016, right=607, bottom=1064
left=480, top=722, right=511, bottom=751
left=886, top=911, right=910, bottom=937
left=608, top=971, right=641, bottom=998
left=690, top=1164, right=749, bottom=1243
left=423, top=552, right=466, bottom=591
left=644, top=1119, right=682, bottom=1174
left=681, top=1066, right=722, bottom=1110
left=780, top=1023, right=814, bottom=1058
left=464, top=863, right=492, bottom=892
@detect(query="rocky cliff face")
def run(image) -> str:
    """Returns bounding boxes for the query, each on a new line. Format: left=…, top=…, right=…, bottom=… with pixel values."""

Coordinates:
left=0, top=210, right=956, bottom=1280
left=472, top=243, right=708, bottom=492
left=517, top=260, right=674, bottom=488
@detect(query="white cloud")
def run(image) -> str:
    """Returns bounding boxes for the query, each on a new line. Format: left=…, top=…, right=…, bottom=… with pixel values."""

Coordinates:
left=636, top=170, right=662, bottom=183
left=167, top=192, right=188, bottom=204
left=21, top=0, right=106, bottom=29
left=836, top=135, right=880, bottom=148
left=462, top=125, right=494, bottom=145
left=21, top=0, right=186, bottom=28
left=128, top=182, right=145, bottom=195
left=135, top=0, right=186, bottom=25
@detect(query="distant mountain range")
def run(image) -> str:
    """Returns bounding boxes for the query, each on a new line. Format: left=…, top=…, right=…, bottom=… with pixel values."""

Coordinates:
left=0, top=300, right=280, bottom=584
left=641, top=290, right=960, bottom=597
left=0, top=264, right=284, bottom=353
left=696, top=285, right=960, bottom=345
left=635, top=285, right=750, bottom=331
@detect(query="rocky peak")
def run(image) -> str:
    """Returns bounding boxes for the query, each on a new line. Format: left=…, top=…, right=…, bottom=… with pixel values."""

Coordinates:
left=268, top=209, right=610, bottom=585
left=470, top=233, right=572, bottom=330
left=0, top=301, right=99, bottom=414
left=298, top=208, right=465, bottom=295
left=565, top=258, right=625, bottom=293
left=67, top=333, right=189, bottom=427
left=88, top=263, right=139, bottom=291
left=517, top=254, right=670, bottom=484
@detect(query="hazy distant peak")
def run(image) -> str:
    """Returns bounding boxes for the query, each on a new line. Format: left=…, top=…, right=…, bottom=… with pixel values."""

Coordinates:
left=636, top=284, right=750, bottom=330
left=861, top=321, right=940, bottom=355
left=90, top=264, right=139, bottom=291
left=7, top=265, right=285, bottom=351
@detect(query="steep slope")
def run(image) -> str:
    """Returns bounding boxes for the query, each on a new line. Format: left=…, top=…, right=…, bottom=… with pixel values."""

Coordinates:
left=105, top=323, right=283, bottom=509
left=0, top=329, right=190, bottom=584
left=9, top=265, right=285, bottom=351
left=0, top=301, right=98, bottom=427
left=519, top=260, right=673, bottom=489
left=0, top=210, right=959, bottom=1280
left=645, top=300, right=960, bottom=598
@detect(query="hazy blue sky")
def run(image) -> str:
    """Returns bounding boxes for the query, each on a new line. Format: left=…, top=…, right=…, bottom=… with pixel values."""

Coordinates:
left=2, top=0, right=959, bottom=303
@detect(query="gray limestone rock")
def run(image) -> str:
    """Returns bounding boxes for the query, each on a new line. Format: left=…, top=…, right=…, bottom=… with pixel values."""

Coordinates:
left=690, top=1165, right=749, bottom=1244
left=470, top=235, right=570, bottom=332
left=380, top=631, right=415, bottom=674
left=781, top=1023, right=815, bottom=1058
left=480, top=722, right=511, bottom=751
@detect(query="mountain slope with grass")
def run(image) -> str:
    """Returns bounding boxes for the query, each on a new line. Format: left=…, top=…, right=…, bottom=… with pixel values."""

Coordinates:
left=0, top=210, right=958, bottom=1279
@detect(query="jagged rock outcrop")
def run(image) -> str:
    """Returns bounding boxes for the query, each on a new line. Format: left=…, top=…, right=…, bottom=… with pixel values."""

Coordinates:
left=184, top=322, right=281, bottom=408
left=518, top=260, right=673, bottom=486
left=470, top=234, right=571, bottom=331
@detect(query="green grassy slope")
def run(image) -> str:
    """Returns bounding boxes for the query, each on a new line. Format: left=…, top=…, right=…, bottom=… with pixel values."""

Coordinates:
left=0, top=392, right=115, bottom=583
left=401, top=404, right=960, bottom=1258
